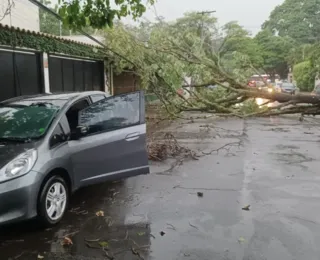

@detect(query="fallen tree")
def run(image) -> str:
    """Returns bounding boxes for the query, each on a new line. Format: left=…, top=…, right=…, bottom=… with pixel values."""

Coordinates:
left=103, top=14, right=320, bottom=118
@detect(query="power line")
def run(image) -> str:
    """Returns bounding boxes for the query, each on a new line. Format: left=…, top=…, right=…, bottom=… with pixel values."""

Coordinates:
left=196, top=10, right=216, bottom=15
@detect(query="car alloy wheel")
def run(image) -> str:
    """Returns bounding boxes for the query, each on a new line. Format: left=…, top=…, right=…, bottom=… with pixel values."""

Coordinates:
left=46, top=182, right=67, bottom=221
left=38, top=176, right=69, bottom=226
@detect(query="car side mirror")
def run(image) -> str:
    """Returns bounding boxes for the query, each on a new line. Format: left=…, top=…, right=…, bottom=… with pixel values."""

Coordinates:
left=70, top=125, right=88, bottom=140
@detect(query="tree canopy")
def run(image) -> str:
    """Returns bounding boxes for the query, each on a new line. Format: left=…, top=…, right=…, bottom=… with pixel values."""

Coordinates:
left=57, top=0, right=154, bottom=29
left=254, top=30, right=294, bottom=79
left=262, top=0, right=320, bottom=44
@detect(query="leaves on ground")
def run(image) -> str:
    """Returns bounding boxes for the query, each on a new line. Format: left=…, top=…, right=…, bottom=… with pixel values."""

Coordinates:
left=137, top=232, right=146, bottom=236
left=61, top=236, right=73, bottom=246
left=98, top=241, right=109, bottom=248
left=238, top=236, right=246, bottom=243
left=147, top=132, right=198, bottom=161
left=160, top=231, right=166, bottom=236
left=197, top=192, right=204, bottom=197
left=242, top=205, right=250, bottom=211
left=95, top=210, right=105, bottom=217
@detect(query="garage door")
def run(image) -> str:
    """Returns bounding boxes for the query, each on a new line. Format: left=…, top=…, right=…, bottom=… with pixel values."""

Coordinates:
left=0, top=49, right=44, bottom=101
left=48, top=55, right=104, bottom=93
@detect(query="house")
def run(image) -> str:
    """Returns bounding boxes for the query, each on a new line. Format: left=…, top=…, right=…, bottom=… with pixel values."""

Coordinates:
left=0, top=1, right=108, bottom=101
left=60, top=35, right=141, bottom=95
left=0, top=0, right=40, bottom=31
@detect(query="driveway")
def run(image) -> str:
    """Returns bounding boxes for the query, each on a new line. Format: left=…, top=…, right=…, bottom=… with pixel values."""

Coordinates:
left=1, top=115, right=320, bottom=260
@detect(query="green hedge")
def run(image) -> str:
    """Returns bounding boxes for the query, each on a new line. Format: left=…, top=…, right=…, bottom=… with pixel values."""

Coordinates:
left=0, top=24, right=107, bottom=59
left=293, top=60, right=315, bottom=91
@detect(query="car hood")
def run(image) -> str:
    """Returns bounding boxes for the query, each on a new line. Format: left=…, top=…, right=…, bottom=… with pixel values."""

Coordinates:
left=0, top=142, right=36, bottom=170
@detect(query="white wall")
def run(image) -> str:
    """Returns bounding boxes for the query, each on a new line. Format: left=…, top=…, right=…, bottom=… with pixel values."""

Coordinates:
left=0, top=0, right=40, bottom=32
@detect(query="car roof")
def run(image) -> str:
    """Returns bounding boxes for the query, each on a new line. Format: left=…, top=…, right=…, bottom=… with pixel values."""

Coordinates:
left=0, top=91, right=108, bottom=107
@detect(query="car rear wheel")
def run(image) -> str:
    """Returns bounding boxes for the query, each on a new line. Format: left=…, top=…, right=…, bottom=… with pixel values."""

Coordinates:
left=38, top=176, right=69, bottom=226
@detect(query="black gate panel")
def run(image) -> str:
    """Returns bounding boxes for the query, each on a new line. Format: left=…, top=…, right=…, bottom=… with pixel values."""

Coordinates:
left=62, top=59, right=74, bottom=92
left=92, top=61, right=103, bottom=91
left=49, top=57, right=63, bottom=92
left=84, top=61, right=93, bottom=91
left=0, top=51, right=15, bottom=100
left=0, top=50, right=43, bottom=101
left=74, top=61, right=85, bottom=91
left=48, top=55, right=104, bottom=93
left=15, top=53, right=42, bottom=96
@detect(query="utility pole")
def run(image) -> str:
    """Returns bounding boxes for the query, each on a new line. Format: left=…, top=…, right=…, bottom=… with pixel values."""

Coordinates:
left=196, top=10, right=216, bottom=44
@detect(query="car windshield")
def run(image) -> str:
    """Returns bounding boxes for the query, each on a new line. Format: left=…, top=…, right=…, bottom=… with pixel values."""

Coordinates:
left=0, top=104, right=59, bottom=141
left=282, top=83, right=295, bottom=89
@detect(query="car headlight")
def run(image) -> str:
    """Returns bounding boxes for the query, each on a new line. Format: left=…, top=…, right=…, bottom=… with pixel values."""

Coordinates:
left=0, top=149, right=37, bottom=182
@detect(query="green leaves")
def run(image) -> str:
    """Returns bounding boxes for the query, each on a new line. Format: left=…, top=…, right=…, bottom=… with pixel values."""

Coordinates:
left=263, top=0, right=320, bottom=44
left=254, top=30, right=294, bottom=78
left=0, top=26, right=106, bottom=59
left=57, top=0, right=152, bottom=29
left=293, top=61, right=315, bottom=91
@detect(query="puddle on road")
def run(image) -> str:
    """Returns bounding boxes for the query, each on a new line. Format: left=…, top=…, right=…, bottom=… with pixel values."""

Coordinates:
left=270, top=152, right=313, bottom=164
left=0, top=181, right=153, bottom=260
left=261, top=127, right=290, bottom=133
left=276, top=144, right=299, bottom=150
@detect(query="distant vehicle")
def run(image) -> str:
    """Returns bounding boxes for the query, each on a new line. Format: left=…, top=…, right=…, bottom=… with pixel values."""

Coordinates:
left=273, top=82, right=283, bottom=92
left=0, top=91, right=149, bottom=226
left=280, top=82, right=297, bottom=95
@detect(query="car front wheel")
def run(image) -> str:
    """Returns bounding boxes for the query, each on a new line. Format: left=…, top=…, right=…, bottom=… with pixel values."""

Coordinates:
left=38, top=176, right=69, bottom=226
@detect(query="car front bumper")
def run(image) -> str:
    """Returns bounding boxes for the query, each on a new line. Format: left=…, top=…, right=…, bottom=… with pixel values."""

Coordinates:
left=0, top=170, right=42, bottom=226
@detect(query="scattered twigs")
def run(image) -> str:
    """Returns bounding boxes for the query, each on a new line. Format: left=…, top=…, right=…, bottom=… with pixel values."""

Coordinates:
left=202, top=141, right=242, bottom=155
left=147, top=133, right=198, bottom=162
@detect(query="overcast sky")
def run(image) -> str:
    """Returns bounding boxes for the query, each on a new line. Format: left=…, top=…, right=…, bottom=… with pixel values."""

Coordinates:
left=47, top=0, right=285, bottom=35
left=134, top=0, right=284, bottom=35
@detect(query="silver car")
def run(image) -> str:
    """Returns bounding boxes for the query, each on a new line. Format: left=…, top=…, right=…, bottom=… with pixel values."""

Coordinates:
left=0, top=91, right=149, bottom=226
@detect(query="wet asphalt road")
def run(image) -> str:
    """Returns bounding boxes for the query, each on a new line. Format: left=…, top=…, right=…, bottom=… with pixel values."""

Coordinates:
left=1, top=115, right=320, bottom=260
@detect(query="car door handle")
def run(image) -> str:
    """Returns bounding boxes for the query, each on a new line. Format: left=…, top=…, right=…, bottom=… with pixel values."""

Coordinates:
left=125, top=132, right=140, bottom=141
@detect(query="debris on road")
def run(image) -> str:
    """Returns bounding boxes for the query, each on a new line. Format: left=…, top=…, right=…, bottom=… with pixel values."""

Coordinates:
left=238, top=236, right=246, bottom=244
left=147, top=133, right=197, bottom=161
left=37, top=254, right=44, bottom=259
left=242, top=205, right=251, bottom=211
left=197, top=192, right=204, bottom=197
left=61, top=236, right=73, bottom=246
left=160, top=231, right=166, bottom=236
left=189, top=222, right=199, bottom=230
left=95, top=210, right=104, bottom=217
left=166, top=223, right=176, bottom=230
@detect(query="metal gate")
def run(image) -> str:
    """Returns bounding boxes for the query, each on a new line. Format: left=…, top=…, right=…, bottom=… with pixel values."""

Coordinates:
left=0, top=49, right=44, bottom=101
left=48, top=55, right=104, bottom=93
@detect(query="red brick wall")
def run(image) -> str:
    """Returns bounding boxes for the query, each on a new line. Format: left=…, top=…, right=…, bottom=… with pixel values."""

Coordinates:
left=113, top=71, right=140, bottom=94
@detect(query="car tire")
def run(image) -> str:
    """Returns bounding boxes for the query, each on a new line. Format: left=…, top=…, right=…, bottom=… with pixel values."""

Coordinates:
left=38, top=176, right=69, bottom=227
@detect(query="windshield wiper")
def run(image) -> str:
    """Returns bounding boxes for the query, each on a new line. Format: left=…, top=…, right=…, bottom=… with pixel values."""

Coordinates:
left=0, top=137, right=32, bottom=143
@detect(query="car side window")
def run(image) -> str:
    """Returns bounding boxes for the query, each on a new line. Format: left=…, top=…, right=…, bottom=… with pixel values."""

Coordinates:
left=79, top=92, right=140, bottom=135
left=65, top=99, right=90, bottom=133
left=49, top=124, right=66, bottom=148
left=90, top=94, right=106, bottom=103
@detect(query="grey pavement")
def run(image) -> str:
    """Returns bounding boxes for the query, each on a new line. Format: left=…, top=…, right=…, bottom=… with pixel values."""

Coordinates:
left=1, top=115, right=320, bottom=260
